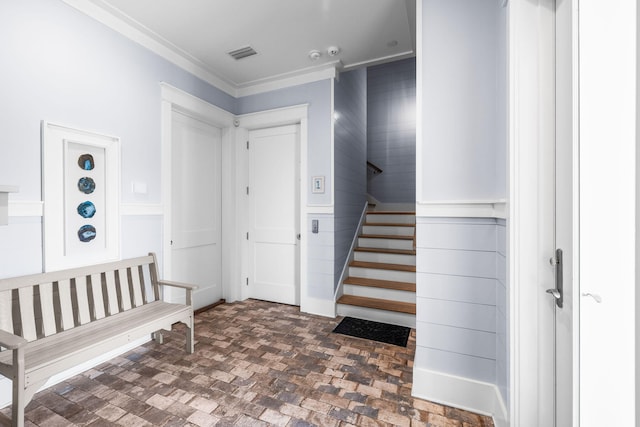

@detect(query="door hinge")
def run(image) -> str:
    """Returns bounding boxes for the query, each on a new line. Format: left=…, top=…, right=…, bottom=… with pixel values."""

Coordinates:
left=246, top=232, right=249, bottom=240
left=246, top=186, right=249, bottom=195
left=246, top=277, right=249, bottom=286
left=246, top=140, right=249, bottom=149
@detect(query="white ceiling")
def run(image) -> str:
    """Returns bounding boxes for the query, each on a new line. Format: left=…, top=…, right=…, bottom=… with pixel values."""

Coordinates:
left=81, top=0, right=416, bottom=94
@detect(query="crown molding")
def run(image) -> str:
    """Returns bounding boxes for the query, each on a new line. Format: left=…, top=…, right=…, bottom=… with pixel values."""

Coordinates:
left=61, top=0, right=344, bottom=98
left=62, top=0, right=239, bottom=96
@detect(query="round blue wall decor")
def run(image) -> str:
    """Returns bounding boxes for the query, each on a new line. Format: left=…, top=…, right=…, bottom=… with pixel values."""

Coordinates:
left=77, top=177, right=96, bottom=194
left=77, top=201, right=96, bottom=218
left=77, top=225, right=97, bottom=242
left=78, top=154, right=95, bottom=170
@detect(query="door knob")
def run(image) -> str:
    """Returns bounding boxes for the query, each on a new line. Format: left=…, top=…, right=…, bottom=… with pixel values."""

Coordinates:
left=546, top=288, right=561, bottom=300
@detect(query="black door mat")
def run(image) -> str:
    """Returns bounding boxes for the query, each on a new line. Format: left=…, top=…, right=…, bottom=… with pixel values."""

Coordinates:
left=332, top=316, right=411, bottom=347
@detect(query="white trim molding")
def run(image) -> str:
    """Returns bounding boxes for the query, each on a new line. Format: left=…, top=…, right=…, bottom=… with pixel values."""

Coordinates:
left=416, top=200, right=507, bottom=219
left=0, top=186, right=19, bottom=225
left=413, top=367, right=508, bottom=427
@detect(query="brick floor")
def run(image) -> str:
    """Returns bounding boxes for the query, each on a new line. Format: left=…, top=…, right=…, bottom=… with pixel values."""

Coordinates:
left=1, top=299, right=494, bottom=426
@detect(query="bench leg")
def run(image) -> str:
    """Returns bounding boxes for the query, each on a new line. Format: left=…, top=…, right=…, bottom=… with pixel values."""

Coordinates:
left=152, top=331, right=164, bottom=344
left=186, top=320, right=194, bottom=354
left=12, top=347, right=25, bottom=427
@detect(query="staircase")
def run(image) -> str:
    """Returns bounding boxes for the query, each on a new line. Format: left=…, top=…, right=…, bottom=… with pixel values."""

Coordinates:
left=337, top=211, right=416, bottom=328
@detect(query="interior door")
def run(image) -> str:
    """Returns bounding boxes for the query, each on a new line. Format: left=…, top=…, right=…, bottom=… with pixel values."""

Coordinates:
left=537, top=0, right=575, bottom=425
left=171, top=110, right=222, bottom=310
left=552, top=0, right=576, bottom=425
left=248, top=125, right=300, bottom=305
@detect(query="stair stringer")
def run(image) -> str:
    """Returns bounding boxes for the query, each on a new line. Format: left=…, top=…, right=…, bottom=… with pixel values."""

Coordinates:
left=334, top=201, right=370, bottom=303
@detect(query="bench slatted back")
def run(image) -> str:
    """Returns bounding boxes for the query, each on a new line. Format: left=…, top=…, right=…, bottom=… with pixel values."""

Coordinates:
left=0, top=254, right=161, bottom=346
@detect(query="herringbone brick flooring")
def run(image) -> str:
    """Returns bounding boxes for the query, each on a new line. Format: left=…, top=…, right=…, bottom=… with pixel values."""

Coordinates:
left=1, top=299, right=494, bottom=426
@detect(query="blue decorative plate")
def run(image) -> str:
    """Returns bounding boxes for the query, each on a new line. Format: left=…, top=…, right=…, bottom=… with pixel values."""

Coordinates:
left=77, top=177, right=96, bottom=194
left=78, top=154, right=95, bottom=170
left=77, top=225, right=96, bottom=242
left=77, top=201, right=96, bottom=218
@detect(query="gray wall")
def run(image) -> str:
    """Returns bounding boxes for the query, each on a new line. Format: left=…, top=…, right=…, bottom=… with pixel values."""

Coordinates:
left=367, top=58, right=416, bottom=203
left=333, top=68, right=367, bottom=289
left=237, top=81, right=333, bottom=207
left=420, top=0, right=505, bottom=201
left=416, top=0, right=509, bottom=408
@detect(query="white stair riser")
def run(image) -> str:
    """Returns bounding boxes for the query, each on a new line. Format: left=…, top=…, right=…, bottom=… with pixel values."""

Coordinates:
left=358, top=237, right=414, bottom=251
left=354, top=251, right=416, bottom=265
left=336, top=304, right=416, bottom=329
left=362, top=225, right=414, bottom=236
left=366, top=214, right=415, bottom=225
left=343, top=284, right=416, bottom=303
left=349, top=266, right=416, bottom=283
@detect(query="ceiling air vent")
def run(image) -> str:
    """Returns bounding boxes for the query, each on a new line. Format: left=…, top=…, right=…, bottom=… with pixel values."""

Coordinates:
left=228, top=46, right=257, bottom=60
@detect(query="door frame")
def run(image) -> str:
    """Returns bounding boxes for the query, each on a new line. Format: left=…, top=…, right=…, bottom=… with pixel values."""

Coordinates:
left=508, top=0, right=579, bottom=425
left=234, top=105, right=308, bottom=308
left=160, top=83, right=236, bottom=303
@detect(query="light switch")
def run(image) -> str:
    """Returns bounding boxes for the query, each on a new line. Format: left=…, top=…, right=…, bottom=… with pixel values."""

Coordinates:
left=132, top=181, right=148, bottom=194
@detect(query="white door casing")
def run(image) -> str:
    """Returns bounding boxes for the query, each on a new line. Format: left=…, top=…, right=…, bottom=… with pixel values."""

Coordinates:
left=171, top=111, right=222, bottom=310
left=234, top=105, right=310, bottom=311
left=247, top=125, right=300, bottom=305
left=160, top=83, right=236, bottom=306
left=509, top=0, right=575, bottom=425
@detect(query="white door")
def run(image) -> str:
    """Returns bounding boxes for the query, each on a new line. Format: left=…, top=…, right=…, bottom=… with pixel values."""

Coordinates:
left=537, top=1, right=575, bottom=424
left=248, top=125, right=300, bottom=305
left=552, top=0, right=576, bottom=424
left=171, top=111, right=223, bottom=310
left=579, top=1, right=637, bottom=426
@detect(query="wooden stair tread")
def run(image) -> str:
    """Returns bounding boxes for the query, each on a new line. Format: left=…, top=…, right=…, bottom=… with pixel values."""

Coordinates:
left=364, top=222, right=415, bottom=227
left=344, top=277, right=416, bottom=292
left=337, top=295, right=416, bottom=315
left=355, top=247, right=416, bottom=255
left=360, top=234, right=414, bottom=240
left=350, top=260, right=416, bottom=272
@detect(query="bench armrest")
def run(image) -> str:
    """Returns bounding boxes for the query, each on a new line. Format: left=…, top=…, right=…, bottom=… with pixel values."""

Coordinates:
left=158, top=280, right=198, bottom=291
left=158, top=280, right=198, bottom=306
left=0, top=329, right=27, bottom=350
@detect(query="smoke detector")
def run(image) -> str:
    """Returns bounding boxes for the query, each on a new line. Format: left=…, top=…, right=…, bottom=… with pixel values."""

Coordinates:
left=327, top=46, right=340, bottom=57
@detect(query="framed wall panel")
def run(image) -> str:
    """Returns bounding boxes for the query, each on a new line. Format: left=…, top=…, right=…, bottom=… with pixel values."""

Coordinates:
left=42, top=121, right=120, bottom=271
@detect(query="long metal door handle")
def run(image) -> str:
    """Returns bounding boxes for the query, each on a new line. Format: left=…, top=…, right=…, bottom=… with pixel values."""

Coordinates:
left=547, top=248, right=563, bottom=308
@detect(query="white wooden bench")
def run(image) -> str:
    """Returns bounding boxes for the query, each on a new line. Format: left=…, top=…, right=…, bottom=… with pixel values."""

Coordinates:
left=0, top=253, right=196, bottom=427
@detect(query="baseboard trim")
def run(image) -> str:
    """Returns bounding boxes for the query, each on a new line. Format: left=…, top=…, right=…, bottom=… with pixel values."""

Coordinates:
left=0, top=336, right=150, bottom=410
left=301, top=295, right=336, bottom=318
left=412, top=367, right=508, bottom=427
